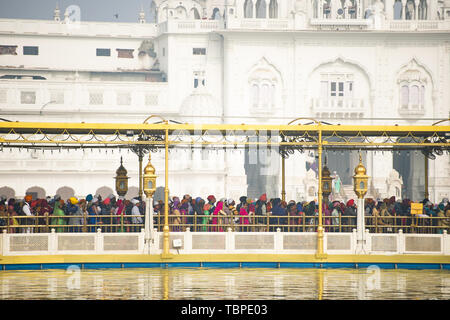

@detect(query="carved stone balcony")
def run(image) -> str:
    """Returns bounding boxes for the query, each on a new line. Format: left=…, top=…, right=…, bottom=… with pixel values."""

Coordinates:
left=311, top=97, right=366, bottom=119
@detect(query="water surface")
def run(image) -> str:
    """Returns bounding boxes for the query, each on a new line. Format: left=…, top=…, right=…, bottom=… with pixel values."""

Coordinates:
left=1, top=268, right=449, bottom=300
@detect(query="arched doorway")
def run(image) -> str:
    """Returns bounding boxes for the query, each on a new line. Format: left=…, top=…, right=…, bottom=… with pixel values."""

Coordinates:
left=25, top=186, right=46, bottom=200
left=55, top=186, right=75, bottom=201
left=0, top=186, right=15, bottom=200
left=95, top=186, right=115, bottom=199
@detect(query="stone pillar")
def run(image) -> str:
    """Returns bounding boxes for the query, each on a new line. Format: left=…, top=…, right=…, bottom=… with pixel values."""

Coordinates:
left=402, top=0, right=407, bottom=19
left=428, top=0, right=437, bottom=20
left=356, top=198, right=366, bottom=254
left=414, top=0, right=420, bottom=19
left=385, top=0, right=394, bottom=19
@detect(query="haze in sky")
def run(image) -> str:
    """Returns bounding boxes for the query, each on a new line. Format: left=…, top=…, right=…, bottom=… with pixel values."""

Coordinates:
left=0, top=0, right=155, bottom=22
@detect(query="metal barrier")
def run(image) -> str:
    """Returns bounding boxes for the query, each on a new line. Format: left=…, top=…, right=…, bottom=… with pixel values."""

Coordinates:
left=1, top=213, right=448, bottom=234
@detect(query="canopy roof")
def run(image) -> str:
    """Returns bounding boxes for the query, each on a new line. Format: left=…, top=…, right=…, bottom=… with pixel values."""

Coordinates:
left=0, top=119, right=448, bottom=154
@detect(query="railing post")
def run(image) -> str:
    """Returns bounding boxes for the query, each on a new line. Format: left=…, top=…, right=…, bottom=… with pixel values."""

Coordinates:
left=443, top=230, right=449, bottom=255
left=96, top=228, right=102, bottom=254
left=398, top=229, right=404, bottom=254
left=194, top=213, right=197, bottom=232
left=50, top=228, right=57, bottom=254
left=2, top=229, right=7, bottom=255
left=185, top=227, right=191, bottom=254
left=275, top=228, right=282, bottom=253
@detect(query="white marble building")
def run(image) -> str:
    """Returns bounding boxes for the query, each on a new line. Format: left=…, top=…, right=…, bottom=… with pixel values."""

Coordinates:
left=0, top=0, right=449, bottom=203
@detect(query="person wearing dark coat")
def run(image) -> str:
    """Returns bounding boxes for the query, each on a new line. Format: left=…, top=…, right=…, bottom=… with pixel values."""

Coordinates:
left=344, top=199, right=357, bottom=232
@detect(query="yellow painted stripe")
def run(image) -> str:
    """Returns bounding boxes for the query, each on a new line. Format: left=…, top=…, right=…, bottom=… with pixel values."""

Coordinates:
left=1, top=254, right=449, bottom=265
left=0, top=121, right=448, bottom=134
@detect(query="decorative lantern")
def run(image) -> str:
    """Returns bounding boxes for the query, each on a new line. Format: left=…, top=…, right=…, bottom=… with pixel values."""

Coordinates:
left=115, top=156, right=129, bottom=197
left=353, top=153, right=369, bottom=199
left=143, top=152, right=157, bottom=198
left=322, top=158, right=332, bottom=198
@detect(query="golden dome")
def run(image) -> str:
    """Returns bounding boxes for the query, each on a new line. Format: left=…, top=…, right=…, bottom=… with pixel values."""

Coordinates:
left=354, top=153, right=367, bottom=176
left=144, top=153, right=155, bottom=176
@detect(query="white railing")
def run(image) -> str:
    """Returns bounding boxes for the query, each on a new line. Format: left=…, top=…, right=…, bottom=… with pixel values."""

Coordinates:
left=2, top=228, right=448, bottom=256
left=1, top=18, right=449, bottom=38
left=389, top=20, right=443, bottom=31
left=157, top=19, right=223, bottom=35
left=0, top=18, right=158, bottom=38
left=227, top=18, right=292, bottom=30
left=0, top=79, right=169, bottom=113
left=311, top=97, right=365, bottom=110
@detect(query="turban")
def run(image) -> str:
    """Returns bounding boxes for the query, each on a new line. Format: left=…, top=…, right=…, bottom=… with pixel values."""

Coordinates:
left=207, top=195, right=215, bottom=201
left=24, top=195, right=32, bottom=202
left=92, top=197, right=98, bottom=203
left=131, top=199, right=139, bottom=205
left=103, top=198, right=111, bottom=205
left=69, top=197, right=78, bottom=205
left=227, top=198, right=234, bottom=205
left=347, top=199, right=355, bottom=207
left=86, top=194, right=93, bottom=202
left=259, top=193, right=267, bottom=202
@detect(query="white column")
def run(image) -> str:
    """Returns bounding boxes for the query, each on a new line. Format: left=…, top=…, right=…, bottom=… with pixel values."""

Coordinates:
left=1, top=230, right=7, bottom=256
left=355, top=197, right=366, bottom=254
left=144, top=196, right=154, bottom=254
left=414, top=0, right=420, bottom=19
left=385, top=0, right=394, bottom=19
left=429, top=0, right=437, bottom=20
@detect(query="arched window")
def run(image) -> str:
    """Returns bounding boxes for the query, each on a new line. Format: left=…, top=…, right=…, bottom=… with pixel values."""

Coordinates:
left=256, top=0, right=267, bottom=18
left=269, top=0, right=278, bottom=18
left=394, top=0, right=402, bottom=19
left=261, top=83, right=269, bottom=108
left=190, top=7, right=201, bottom=20
left=244, top=0, right=254, bottom=18
left=175, top=6, right=187, bottom=19
left=418, top=0, right=427, bottom=19
left=212, top=8, right=221, bottom=20
left=420, top=85, right=425, bottom=108
left=397, top=59, right=431, bottom=114
left=252, top=84, right=259, bottom=107
left=149, top=0, right=157, bottom=23
left=410, top=85, right=419, bottom=107
left=405, top=0, right=415, bottom=20
left=271, top=84, right=276, bottom=107
left=401, top=85, right=409, bottom=109
left=248, top=58, right=282, bottom=111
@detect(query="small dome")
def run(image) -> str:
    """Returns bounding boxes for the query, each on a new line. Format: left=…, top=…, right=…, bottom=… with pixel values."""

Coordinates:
left=180, top=86, right=221, bottom=117
left=116, top=157, right=128, bottom=176
left=144, top=153, right=156, bottom=176
left=354, top=154, right=367, bottom=176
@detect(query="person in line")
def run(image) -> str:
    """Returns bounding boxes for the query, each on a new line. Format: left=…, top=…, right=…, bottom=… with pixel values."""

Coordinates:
left=131, top=199, right=143, bottom=232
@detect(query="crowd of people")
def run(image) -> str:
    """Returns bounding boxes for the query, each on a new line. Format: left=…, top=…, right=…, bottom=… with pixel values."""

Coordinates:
left=0, top=192, right=449, bottom=234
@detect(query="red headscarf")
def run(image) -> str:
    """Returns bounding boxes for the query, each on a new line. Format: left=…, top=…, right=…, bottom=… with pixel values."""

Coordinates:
left=347, top=199, right=355, bottom=207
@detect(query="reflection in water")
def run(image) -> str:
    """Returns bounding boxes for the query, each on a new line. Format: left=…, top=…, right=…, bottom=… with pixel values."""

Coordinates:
left=0, top=268, right=449, bottom=300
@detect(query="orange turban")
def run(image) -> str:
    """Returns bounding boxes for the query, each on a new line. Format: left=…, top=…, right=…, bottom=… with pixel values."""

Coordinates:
left=24, top=195, right=32, bottom=202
